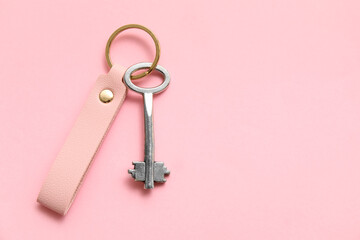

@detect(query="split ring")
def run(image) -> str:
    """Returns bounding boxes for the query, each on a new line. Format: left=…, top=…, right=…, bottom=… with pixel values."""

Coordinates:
left=105, top=24, right=160, bottom=80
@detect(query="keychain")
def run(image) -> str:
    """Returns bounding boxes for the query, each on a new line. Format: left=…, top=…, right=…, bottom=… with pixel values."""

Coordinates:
left=37, top=24, right=171, bottom=215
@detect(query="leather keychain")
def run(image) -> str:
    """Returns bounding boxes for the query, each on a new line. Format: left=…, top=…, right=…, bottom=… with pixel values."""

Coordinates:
left=37, top=24, right=164, bottom=215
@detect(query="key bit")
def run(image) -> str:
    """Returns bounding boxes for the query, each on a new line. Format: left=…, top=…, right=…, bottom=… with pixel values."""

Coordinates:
left=128, top=162, right=170, bottom=182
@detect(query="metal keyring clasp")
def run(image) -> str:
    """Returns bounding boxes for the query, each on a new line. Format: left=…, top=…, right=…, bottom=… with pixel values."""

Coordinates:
left=105, top=24, right=160, bottom=80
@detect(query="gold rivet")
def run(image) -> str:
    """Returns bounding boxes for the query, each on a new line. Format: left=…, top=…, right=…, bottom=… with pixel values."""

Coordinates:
left=99, top=89, right=114, bottom=103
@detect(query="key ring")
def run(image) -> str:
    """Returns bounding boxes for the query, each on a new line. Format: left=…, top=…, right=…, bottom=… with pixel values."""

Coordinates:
left=105, top=24, right=161, bottom=80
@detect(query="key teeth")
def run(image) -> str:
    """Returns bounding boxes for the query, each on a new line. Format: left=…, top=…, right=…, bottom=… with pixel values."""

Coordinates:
left=128, top=162, right=145, bottom=181
left=128, top=161, right=170, bottom=185
left=128, top=169, right=136, bottom=179
left=154, top=162, right=170, bottom=183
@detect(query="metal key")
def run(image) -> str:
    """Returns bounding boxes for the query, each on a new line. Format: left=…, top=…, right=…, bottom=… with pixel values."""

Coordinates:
left=124, top=62, right=170, bottom=189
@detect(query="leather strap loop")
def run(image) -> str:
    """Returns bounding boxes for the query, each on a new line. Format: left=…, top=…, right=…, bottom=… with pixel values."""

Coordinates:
left=37, top=65, right=127, bottom=215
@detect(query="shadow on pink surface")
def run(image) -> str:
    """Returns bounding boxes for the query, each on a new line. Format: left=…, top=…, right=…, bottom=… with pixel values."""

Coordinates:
left=36, top=204, right=64, bottom=221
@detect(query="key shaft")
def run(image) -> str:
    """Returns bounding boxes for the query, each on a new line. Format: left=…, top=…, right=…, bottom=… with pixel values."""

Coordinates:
left=143, top=92, right=155, bottom=189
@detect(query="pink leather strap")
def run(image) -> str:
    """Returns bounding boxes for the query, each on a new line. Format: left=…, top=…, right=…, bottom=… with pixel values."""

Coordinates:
left=37, top=65, right=127, bottom=215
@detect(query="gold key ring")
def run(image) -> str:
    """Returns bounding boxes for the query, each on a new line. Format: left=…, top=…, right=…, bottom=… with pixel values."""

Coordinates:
left=105, top=24, right=160, bottom=80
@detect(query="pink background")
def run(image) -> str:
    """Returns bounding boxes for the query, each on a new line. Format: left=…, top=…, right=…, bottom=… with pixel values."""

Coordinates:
left=1, top=0, right=360, bottom=239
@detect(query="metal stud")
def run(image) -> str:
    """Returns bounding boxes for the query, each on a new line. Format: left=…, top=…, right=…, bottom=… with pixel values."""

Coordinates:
left=99, top=89, right=114, bottom=103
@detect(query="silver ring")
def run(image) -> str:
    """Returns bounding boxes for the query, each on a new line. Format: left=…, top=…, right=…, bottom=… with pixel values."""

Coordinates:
left=123, top=62, right=170, bottom=94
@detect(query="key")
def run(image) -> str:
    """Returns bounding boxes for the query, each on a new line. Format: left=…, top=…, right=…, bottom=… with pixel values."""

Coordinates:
left=124, top=62, right=171, bottom=189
